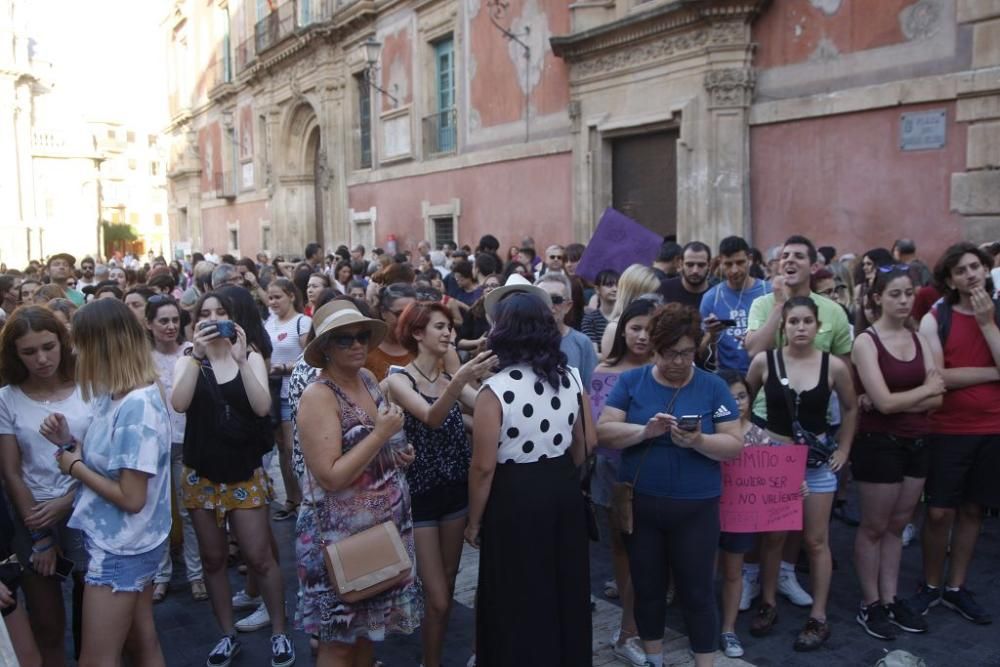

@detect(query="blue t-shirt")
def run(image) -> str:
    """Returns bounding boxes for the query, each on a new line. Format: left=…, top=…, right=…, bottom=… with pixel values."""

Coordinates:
left=69, top=384, right=171, bottom=556
left=700, top=279, right=771, bottom=374
left=605, top=366, right=739, bottom=500
left=561, top=328, right=598, bottom=387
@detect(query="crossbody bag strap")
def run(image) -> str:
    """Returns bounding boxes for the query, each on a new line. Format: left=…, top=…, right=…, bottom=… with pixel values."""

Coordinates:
left=774, top=349, right=800, bottom=424
left=567, top=369, right=595, bottom=483
left=631, top=378, right=684, bottom=487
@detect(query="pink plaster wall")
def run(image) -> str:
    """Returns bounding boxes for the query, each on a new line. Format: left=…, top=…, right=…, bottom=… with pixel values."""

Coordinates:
left=199, top=123, right=222, bottom=192
left=754, top=0, right=914, bottom=69
left=200, top=199, right=270, bottom=257
left=380, top=25, right=413, bottom=113
left=348, top=152, right=572, bottom=252
left=469, top=0, right=570, bottom=128
left=750, top=102, right=966, bottom=263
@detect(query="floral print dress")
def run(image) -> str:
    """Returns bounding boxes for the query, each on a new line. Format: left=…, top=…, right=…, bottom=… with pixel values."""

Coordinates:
left=294, top=372, right=423, bottom=643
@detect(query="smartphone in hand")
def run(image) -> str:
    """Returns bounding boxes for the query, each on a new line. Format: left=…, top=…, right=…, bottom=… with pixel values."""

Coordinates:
left=676, top=415, right=701, bottom=432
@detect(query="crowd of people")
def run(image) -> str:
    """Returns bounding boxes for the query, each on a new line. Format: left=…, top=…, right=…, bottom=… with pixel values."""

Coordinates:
left=0, top=231, right=996, bottom=667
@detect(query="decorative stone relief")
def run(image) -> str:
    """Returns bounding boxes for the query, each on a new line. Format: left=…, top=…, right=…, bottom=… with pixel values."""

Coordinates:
left=467, top=0, right=481, bottom=21
left=317, top=147, right=333, bottom=190
left=900, top=0, right=942, bottom=41
left=704, top=68, right=755, bottom=108
left=573, top=23, right=744, bottom=79
left=507, top=0, right=550, bottom=94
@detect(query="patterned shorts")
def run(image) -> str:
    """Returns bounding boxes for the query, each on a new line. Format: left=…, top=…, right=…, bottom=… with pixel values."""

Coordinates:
left=181, top=467, right=273, bottom=526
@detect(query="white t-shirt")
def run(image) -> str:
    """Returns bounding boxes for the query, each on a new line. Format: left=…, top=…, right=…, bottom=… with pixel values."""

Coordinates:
left=265, top=313, right=311, bottom=398
left=0, top=385, right=92, bottom=502
left=152, top=343, right=192, bottom=444
left=69, top=384, right=171, bottom=555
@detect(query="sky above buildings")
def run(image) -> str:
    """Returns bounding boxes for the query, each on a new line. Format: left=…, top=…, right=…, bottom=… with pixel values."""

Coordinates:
left=26, top=0, right=167, bottom=131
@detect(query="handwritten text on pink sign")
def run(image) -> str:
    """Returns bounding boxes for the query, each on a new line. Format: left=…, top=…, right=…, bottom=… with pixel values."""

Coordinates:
left=720, top=446, right=807, bottom=533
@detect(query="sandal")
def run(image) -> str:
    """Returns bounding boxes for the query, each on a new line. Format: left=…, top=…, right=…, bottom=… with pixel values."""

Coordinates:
left=152, top=582, right=168, bottom=603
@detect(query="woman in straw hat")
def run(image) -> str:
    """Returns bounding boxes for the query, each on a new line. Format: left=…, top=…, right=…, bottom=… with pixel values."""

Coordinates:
left=295, top=301, right=421, bottom=666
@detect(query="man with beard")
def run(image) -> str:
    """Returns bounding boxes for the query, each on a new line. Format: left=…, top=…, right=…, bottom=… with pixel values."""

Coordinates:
left=909, top=242, right=999, bottom=625
left=657, top=241, right=712, bottom=309
left=77, top=256, right=98, bottom=289
left=700, top=236, right=771, bottom=374
left=46, top=253, right=85, bottom=306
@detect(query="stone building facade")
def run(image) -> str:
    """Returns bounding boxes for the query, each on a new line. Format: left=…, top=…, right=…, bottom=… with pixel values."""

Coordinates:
left=163, top=0, right=573, bottom=259
left=165, top=0, right=999, bottom=260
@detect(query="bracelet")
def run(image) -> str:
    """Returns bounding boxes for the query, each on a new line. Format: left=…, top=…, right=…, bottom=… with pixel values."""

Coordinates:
left=31, top=540, right=54, bottom=554
left=29, top=529, right=52, bottom=542
left=68, top=459, right=83, bottom=478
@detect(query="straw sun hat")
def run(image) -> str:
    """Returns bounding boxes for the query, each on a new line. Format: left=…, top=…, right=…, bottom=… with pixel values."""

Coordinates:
left=303, top=300, right=387, bottom=368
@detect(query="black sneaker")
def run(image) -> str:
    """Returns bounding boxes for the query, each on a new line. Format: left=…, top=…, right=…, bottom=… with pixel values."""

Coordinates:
left=909, top=583, right=941, bottom=615
left=271, top=633, right=296, bottom=667
left=888, top=598, right=928, bottom=633
left=856, top=601, right=896, bottom=640
left=206, top=634, right=241, bottom=667
left=941, top=587, right=992, bottom=625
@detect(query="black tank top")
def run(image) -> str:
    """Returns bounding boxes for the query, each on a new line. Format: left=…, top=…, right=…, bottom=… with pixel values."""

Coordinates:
left=764, top=351, right=831, bottom=437
left=182, top=362, right=269, bottom=483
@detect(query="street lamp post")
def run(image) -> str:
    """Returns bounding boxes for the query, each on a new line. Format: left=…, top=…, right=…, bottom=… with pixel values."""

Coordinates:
left=361, top=37, right=399, bottom=108
left=486, top=0, right=530, bottom=143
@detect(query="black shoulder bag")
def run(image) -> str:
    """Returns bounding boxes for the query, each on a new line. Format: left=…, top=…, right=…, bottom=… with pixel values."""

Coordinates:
left=569, top=370, right=600, bottom=542
left=774, top=349, right=837, bottom=469
left=200, top=364, right=271, bottom=446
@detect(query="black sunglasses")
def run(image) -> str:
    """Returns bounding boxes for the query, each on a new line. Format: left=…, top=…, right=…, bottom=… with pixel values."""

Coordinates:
left=549, top=255, right=564, bottom=260
left=550, top=295, right=566, bottom=305
left=330, top=330, right=373, bottom=348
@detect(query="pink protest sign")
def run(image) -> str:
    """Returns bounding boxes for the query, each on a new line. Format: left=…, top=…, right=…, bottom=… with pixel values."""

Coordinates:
left=720, top=446, right=807, bottom=533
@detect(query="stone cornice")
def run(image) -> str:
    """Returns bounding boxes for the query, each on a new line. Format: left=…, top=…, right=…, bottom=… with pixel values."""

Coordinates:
left=550, top=0, right=767, bottom=62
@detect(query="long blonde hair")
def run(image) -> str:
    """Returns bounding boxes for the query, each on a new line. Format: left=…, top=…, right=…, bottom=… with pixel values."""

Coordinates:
left=72, top=298, right=157, bottom=401
left=609, top=264, right=661, bottom=321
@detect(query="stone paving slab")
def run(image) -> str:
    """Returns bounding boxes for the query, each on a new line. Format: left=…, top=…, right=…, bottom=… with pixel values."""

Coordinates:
left=64, top=457, right=1000, bottom=666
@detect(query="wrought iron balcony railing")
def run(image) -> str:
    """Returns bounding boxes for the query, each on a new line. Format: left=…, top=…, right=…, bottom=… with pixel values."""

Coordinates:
left=422, top=108, right=457, bottom=156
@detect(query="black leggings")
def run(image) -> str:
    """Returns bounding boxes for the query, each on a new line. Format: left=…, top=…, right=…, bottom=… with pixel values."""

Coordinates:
left=625, top=494, right=720, bottom=654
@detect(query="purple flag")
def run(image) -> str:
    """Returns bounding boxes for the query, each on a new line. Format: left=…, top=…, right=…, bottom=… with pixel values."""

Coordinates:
left=575, top=208, right=663, bottom=282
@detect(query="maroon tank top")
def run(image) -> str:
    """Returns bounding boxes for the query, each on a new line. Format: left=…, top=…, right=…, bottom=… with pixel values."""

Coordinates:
left=857, top=328, right=928, bottom=438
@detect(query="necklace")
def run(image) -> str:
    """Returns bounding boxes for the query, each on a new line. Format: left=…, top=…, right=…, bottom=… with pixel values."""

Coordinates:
left=411, top=360, right=440, bottom=384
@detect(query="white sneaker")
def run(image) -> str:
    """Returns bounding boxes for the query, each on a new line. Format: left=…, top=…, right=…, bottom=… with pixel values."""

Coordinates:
left=739, top=573, right=760, bottom=611
left=612, top=636, right=647, bottom=667
left=778, top=570, right=813, bottom=607
left=902, top=523, right=916, bottom=547
left=231, top=589, right=262, bottom=611
left=235, top=603, right=271, bottom=632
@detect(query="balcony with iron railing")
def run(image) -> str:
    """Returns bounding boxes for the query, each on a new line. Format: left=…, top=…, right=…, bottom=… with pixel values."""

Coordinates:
left=213, top=171, right=237, bottom=200
left=236, top=36, right=255, bottom=74
left=253, top=0, right=352, bottom=56
left=422, top=108, right=457, bottom=157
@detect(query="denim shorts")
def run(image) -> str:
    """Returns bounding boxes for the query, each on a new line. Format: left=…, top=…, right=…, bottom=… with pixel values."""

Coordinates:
left=805, top=464, right=838, bottom=494
left=591, top=452, right=620, bottom=509
left=84, top=537, right=166, bottom=593
left=411, top=483, right=468, bottom=528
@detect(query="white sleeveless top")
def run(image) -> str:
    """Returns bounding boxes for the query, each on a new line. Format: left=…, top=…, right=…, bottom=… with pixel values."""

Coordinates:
left=483, top=363, right=583, bottom=464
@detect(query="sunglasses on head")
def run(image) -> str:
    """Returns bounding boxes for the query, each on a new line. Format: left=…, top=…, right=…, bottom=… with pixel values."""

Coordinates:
left=877, top=264, right=910, bottom=273
left=330, top=330, right=372, bottom=348
left=148, top=294, right=175, bottom=305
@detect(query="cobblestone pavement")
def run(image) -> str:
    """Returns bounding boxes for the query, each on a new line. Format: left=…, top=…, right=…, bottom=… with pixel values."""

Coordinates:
left=141, top=477, right=1000, bottom=667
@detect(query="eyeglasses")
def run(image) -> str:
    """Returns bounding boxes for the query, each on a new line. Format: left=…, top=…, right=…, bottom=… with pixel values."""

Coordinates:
left=550, top=295, right=567, bottom=305
left=329, top=330, right=373, bottom=348
left=660, top=347, right=697, bottom=362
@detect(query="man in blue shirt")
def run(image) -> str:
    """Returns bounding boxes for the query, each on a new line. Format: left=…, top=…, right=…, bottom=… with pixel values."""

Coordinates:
left=700, top=236, right=770, bottom=374
left=536, top=273, right=598, bottom=386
